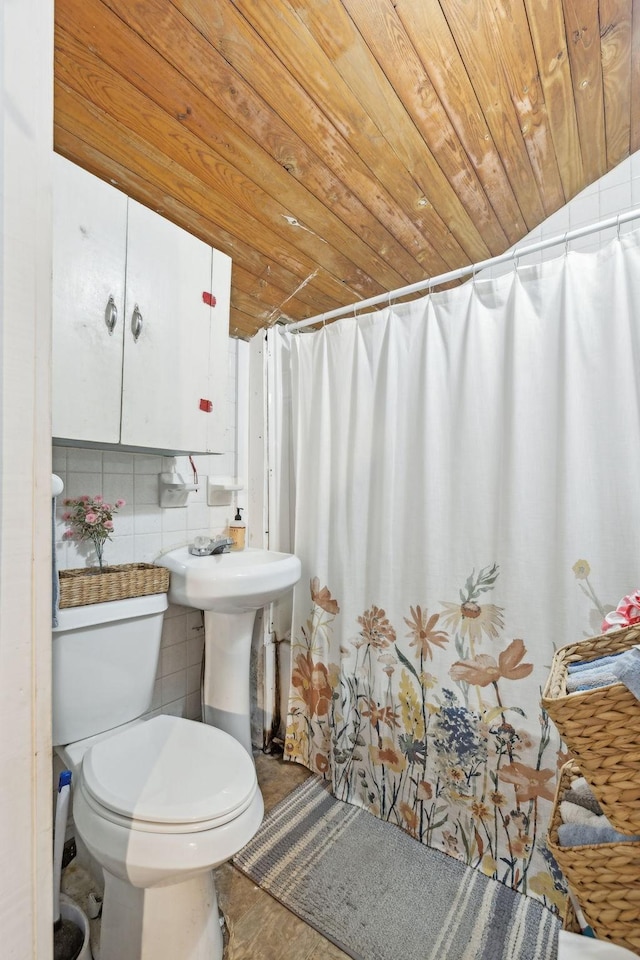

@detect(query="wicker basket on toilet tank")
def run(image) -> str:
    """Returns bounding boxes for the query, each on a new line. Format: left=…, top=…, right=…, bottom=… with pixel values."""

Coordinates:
left=541, top=624, right=640, bottom=835
left=59, top=563, right=170, bottom=608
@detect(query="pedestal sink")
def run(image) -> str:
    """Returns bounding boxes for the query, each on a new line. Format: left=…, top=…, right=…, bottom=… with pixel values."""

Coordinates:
left=157, top=547, right=301, bottom=754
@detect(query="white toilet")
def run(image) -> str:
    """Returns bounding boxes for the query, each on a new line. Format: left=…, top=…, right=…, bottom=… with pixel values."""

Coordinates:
left=52, top=592, right=264, bottom=960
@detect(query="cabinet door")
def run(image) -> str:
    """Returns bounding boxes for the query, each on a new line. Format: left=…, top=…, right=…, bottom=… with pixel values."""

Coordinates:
left=205, top=247, right=232, bottom=453
left=120, top=201, right=228, bottom=452
left=52, top=155, right=127, bottom=443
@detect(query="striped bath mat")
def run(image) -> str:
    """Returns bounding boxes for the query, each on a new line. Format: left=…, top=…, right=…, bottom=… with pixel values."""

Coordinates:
left=233, top=776, right=560, bottom=960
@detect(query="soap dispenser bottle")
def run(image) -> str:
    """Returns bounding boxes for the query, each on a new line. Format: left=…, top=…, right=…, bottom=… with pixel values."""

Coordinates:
left=229, top=507, right=246, bottom=551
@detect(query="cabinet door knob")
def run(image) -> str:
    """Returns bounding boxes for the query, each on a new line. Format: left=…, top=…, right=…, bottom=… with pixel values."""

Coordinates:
left=131, top=304, right=143, bottom=342
left=104, top=295, right=118, bottom=335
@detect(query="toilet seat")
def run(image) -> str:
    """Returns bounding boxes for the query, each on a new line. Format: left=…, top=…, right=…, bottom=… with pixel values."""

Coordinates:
left=81, top=714, right=257, bottom=834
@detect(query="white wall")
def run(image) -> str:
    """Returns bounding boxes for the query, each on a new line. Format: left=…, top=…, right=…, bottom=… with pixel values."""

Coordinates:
left=53, top=339, right=250, bottom=719
left=1, top=2, right=54, bottom=958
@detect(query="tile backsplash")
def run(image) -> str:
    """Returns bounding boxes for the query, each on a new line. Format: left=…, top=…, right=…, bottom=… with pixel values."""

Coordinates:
left=53, top=338, right=248, bottom=720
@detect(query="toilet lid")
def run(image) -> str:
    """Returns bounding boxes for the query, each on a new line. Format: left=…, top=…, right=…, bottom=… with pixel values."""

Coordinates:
left=82, top=715, right=257, bottom=831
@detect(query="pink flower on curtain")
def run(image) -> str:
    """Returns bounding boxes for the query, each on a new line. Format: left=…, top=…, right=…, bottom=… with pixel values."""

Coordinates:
left=449, top=638, right=533, bottom=686
left=310, top=577, right=340, bottom=614
left=601, top=590, right=640, bottom=633
left=499, top=762, right=556, bottom=803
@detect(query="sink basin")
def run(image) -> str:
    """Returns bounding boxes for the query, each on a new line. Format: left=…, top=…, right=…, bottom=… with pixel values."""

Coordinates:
left=157, top=546, right=301, bottom=614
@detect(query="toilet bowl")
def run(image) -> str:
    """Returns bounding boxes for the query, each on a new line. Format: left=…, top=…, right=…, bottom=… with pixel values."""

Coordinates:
left=52, top=593, right=264, bottom=960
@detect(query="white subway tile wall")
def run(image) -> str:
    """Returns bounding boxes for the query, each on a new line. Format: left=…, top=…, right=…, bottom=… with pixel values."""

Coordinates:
left=483, top=150, right=640, bottom=277
left=53, top=338, right=247, bottom=720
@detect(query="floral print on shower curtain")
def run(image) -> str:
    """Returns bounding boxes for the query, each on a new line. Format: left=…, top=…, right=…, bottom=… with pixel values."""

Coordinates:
left=278, top=233, right=640, bottom=913
left=285, top=565, right=567, bottom=912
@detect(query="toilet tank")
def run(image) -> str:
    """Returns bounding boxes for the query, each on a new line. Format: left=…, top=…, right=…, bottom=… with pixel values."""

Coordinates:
left=52, top=593, right=168, bottom=746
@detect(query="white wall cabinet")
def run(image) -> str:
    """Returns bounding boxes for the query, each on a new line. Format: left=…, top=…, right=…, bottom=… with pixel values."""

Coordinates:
left=52, top=155, right=230, bottom=454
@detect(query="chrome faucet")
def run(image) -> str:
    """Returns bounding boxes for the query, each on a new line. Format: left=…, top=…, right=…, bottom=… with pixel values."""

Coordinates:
left=189, top=536, right=234, bottom=557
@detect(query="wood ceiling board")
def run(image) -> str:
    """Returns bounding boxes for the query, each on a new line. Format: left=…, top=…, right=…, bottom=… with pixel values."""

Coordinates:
left=328, top=0, right=510, bottom=253
left=101, top=0, right=455, bottom=276
left=438, top=0, right=549, bottom=229
left=244, top=0, right=504, bottom=258
left=57, top=0, right=430, bottom=291
left=53, top=0, right=640, bottom=339
left=393, top=0, right=526, bottom=244
left=600, top=0, right=633, bottom=168
left=561, top=0, right=608, bottom=184
left=169, top=0, right=466, bottom=270
left=54, top=27, right=407, bottom=300
left=484, top=0, right=567, bottom=217
left=524, top=0, right=585, bottom=201
left=53, top=84, right=364, bottom=316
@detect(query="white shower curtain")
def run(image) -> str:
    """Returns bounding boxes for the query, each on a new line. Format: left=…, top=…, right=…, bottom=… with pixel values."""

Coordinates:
left=277, top=233, right=640, bottom=911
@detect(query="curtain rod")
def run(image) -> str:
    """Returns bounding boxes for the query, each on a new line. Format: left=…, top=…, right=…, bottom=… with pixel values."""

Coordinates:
left=285, top=206, right=640, bottom=333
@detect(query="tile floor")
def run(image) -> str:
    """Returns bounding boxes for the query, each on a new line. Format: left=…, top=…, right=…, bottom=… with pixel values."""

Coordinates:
left=61, top=751, right=350, bottom=960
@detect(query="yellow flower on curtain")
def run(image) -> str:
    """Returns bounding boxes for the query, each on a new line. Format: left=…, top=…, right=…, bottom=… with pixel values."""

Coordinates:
left=481, top=854, right=499, bottom=876
left=528, top=872, right=567, bottom=912
left=398, top=670, right=425, bottom=739
left=283, top=717, right=309, bottom=761
left=399, top=801, right=419, bottom=836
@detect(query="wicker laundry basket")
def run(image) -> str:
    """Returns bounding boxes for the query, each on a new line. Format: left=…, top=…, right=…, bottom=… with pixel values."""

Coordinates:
left=58, top=563, right=170, bottom=608
left=547, top=759, right=640, bottom=955
left=541, top=624, right=640, bottom=834
left=562, top=897, right=581, bottom=934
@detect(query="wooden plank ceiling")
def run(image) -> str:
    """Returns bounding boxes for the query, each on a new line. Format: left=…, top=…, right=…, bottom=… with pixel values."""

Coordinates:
left=54, top=0, right=640, bottom=339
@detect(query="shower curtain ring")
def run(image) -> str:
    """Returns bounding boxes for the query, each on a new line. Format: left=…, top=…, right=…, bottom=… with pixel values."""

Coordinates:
left=512, top=249, right=520, bottom=272
left=617, top=215, right=622, bottom=240
left=563, top=232, right=569, bottom=256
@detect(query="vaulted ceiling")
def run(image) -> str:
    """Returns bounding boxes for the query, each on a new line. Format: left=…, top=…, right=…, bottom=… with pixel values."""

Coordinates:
left=54, top=0, right=640, bottom=339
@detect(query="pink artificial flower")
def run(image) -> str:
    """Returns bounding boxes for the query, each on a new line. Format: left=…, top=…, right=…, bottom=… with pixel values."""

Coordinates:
left=62, top=530, right=75, bottom=540
left=79, top=495, right=90, bottom=502
left=84, top=512, right=98, bottom=524
left=94, top=495, right=103, bottom=502
left=103, top=520, right=114, bottom=530
left=61, top=511, right=71, bottom=521
left=601, top=590, right=640, bottom=633
left=115, top=499, right=126, bottom=508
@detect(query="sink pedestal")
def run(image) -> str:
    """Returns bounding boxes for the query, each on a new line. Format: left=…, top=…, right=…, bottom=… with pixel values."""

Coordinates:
left=202, top=610, right=255, bottom=755
left=156, top=546, right=301, bottom=759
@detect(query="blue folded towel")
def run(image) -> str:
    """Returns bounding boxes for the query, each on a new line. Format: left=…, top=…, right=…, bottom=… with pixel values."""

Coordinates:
left=557, top=822, right=640, bottom=846
left=610, top=647, right=640, bottom=700
left=567, top=653, right=624, bottom=674
left=566, top=666, right=618, bottom=692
